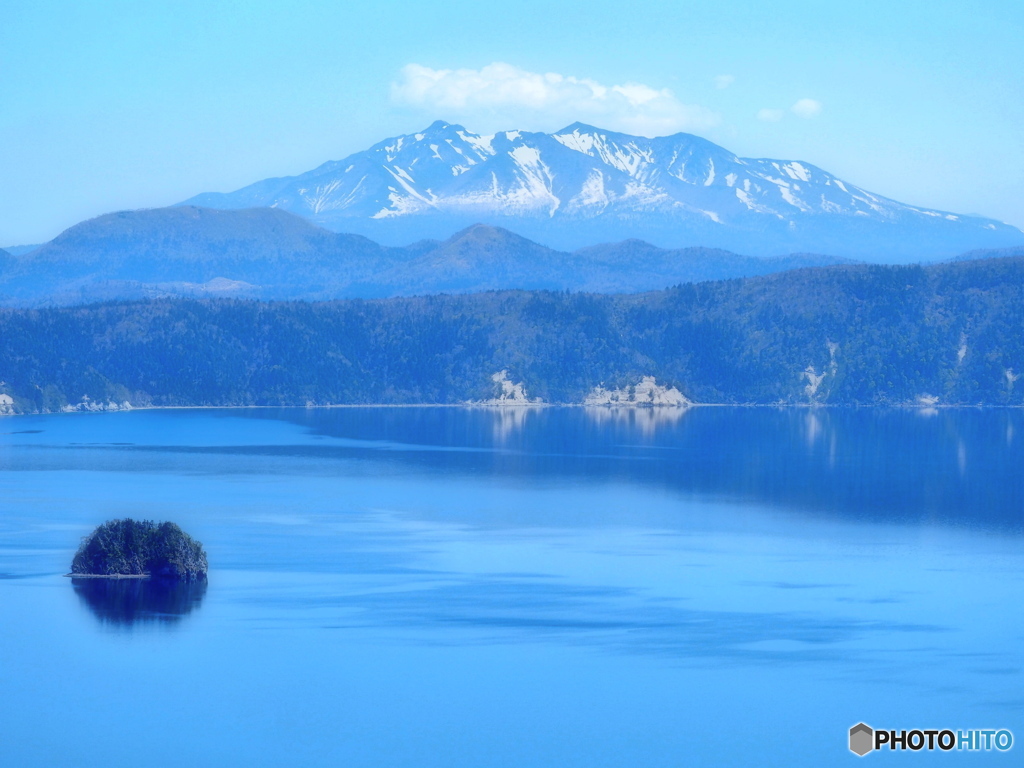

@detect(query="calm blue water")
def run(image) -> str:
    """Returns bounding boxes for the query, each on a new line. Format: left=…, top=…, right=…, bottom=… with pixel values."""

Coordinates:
left=0, top=406, right=1022, bottom=766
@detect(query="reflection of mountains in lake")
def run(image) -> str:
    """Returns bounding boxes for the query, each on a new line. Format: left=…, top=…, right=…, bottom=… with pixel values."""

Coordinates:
left=39, top=405, right=1024, bottom=532
left=262, top=406, right=1024, bottom=532
left=72, top=577, right=207, bottom=626
left=473, top=404, right=690, bottom=441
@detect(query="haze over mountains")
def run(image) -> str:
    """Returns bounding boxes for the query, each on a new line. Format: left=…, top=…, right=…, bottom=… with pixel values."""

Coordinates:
left=3, top=121, right=1021, bottom=307
left=0, top=206, right=854, bottom=306
left=182, top=121, right=1024, bottom=260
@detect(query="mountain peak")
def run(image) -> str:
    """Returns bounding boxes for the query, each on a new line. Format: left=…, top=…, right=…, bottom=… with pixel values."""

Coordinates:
left=444, top=223, right=539, bottom=247
left=555, top=122, right=604, bottom=135
left=421, top=119, right=468, bottom=134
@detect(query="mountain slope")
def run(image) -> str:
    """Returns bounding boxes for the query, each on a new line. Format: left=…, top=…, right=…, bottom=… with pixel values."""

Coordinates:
left=0, top=207, right=852, bottom=306
left=182, top=121, right=1024, bottom=260
left=0, top=206, right=399, bottom=304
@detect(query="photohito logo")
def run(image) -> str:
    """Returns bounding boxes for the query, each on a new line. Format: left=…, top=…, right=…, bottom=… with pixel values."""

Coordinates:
left=848, top=723, right=1013, bottom=756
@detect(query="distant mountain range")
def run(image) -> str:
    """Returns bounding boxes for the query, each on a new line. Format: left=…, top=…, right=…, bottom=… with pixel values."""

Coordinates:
left=181, top=121, right=1024, bottom=260
left=0, top=206, right=857, bottom=306
left=1, top=244, right=42, bottom=257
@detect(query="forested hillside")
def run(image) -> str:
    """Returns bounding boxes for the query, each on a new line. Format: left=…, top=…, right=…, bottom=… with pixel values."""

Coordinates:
left=1, top=257, right=1022, bottom=412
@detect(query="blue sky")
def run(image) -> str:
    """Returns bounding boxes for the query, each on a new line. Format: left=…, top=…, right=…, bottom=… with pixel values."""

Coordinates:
left=1, top=0, right=1022, bottom=245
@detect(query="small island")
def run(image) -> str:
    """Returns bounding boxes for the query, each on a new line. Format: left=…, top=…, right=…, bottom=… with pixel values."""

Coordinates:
left=71, top=519, right=208, bottom=580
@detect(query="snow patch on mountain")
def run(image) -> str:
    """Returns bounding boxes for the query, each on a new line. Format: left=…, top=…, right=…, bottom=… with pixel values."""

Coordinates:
left=567, top=170, right=610, bottom=214
left=457, top=130, right=496, bottom=157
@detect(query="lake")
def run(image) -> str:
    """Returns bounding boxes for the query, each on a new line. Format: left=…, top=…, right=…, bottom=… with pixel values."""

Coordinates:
left=1, top=406, right=1021, bottom=766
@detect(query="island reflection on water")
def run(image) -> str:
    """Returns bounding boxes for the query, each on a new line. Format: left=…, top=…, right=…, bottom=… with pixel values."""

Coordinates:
left=72, top=577, right=207, bottom=627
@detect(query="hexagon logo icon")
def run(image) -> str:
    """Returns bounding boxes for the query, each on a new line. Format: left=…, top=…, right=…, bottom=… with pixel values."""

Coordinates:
left=849, top=723, right=874, bottom=756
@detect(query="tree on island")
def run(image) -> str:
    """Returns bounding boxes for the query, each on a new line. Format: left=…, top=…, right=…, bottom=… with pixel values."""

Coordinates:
left=71, top=519, right=208, bottom=580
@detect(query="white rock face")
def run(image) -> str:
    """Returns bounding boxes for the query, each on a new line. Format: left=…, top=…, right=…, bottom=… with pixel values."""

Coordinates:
left=584, top=376, right=691, bottom=407
left=802, top=367, right=827, bottom=397
left=481, top=371, right=541, bottom=405
left=61, top=396, right=133, bottom=413
left=801, top=341, right=839, bottom=400
left=0, top=393, right=15, bottom=416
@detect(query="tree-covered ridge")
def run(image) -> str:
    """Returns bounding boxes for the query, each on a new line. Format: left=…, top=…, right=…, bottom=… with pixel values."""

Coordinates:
left=71, top=519, right=208, bottom=580
left=1, top=257, right=1023, bottom=409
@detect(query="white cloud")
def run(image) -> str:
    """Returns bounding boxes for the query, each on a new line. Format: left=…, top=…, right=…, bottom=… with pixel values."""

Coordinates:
left=391, top=62, right=720, bottom=137
left=757, top=108, right=785, bottom=122
left=712, top=74, right=735, bottom=90
left=791, top=98, right=822, bottom=119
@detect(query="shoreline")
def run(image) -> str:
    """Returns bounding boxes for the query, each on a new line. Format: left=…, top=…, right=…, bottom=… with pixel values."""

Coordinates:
left=6, top=400, right=1024, bottom=421
left=66, top=573, right=151, bottom=579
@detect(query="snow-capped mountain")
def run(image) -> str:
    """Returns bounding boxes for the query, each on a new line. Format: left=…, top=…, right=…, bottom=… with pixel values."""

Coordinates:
left=183, top=121, right=1024, bottom=260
